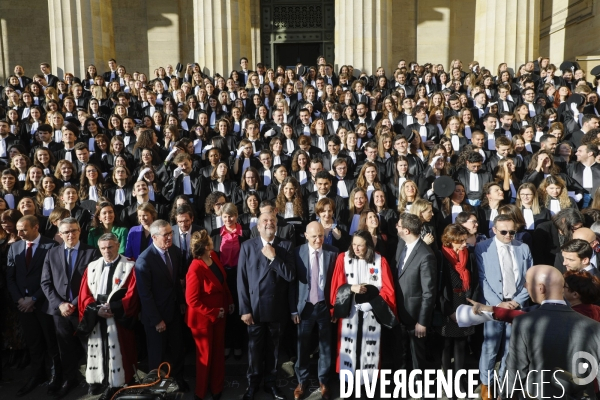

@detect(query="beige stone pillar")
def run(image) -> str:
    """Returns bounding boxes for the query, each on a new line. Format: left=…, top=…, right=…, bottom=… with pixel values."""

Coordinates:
left=48, top=0, right=115, bottom=78
left=193, top=0, right=253, bottom=77
left=334, top=0, right=393, bottom=75
left=473, top=0, right=540, bottom=72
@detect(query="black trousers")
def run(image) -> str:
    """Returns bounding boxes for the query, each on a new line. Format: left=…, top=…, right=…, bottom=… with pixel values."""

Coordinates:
left=54, top=313, right=86, bottom=380
left=224, top=267, right=244, bottom=351
left=247, top=322, right=281, bottom=388
left=19, top=308, right=59, bottom=377
left=144, top=313, right=184, bottom=379
left=397, top=323, right=430, bottom=371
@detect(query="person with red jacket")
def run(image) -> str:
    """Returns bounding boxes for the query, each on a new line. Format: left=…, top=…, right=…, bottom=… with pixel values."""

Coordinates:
left=185, top=229, right=234, bottom=400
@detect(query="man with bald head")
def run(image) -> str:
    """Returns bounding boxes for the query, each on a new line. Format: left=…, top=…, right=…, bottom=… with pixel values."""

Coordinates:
left=291, top=221, right=338, bottom=400
left=506, top=265, right=600, bottom=398
left=554, top=227, right=600, bottom=274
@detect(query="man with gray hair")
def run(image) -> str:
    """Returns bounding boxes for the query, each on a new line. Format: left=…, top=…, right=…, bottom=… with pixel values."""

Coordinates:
left=78, top=233, right=139, bottom=400
left=41, top=218, right=100, bottom=397
left=135, top=220, right=188, bottom=391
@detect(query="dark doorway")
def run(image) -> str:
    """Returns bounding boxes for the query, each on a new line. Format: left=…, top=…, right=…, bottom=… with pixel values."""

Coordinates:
left=276, top=43, right=321, bottom=68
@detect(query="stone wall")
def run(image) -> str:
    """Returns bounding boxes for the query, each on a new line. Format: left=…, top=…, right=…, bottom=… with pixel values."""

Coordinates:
left=2, top=0, right=600, bottom=83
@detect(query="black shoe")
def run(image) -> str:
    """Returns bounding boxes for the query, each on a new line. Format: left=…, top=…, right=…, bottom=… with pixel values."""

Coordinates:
left=176, top=379, right=190, bottom=393
left=47, top=374, right=63, bottom=396
left=98, top=386, right=116, bottom=400
left=88, top=383, right=105, bottom=395
left=54, top=378, right=78, bottom=399
left=264, top=385, right=286, bottom=400
left=242, top=386, right=256, bottom=400
left=212, top=393, right=222, bottom=400
left=194, top=396, right=203, bottom=400
left=16, top=375, right=44, bottom=397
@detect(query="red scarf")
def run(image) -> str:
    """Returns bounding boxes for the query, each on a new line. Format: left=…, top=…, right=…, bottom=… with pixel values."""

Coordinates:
left=441, top=246, right=470, bottom=291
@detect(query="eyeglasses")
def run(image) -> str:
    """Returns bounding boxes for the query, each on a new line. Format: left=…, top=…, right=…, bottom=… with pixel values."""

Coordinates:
left=215, top=202, right=225, bottom=207
left=59, top=229, right=80, bottom=235
left=156, top=232, right=174, bottom=238
left=467, top=219, right=478, bottom=224
left=498, top=230, right=517, bottom=236
left=520, top=193, right=534, bottom=197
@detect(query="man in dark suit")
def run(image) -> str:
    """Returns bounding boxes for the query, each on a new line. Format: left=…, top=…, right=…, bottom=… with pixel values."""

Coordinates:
left=570, top=143, right=600, bottom=208
left=250, top=200, right=296, bottom=247
left=0, top=119, right=23, bottom=162
left=325, top=106, right=351, bottom=136
left=306, top=171, right=348, bottom=222
left=11, top=65, right=32, bottom=89
left=294, top=108, right=313, bottom=137
left=403, top=105, right=439, bottom=146
left=351, top=102, right=377, bottom=133
left=142, top=92, right=163, bottom=117
left=171, top=205, right=202, bottom=275
left=291, top=222, right=337, bottom=400
left=321, top=136, right=354, bottom=174
left=135, top=220, right=188, bottom=391
left=393, top=213, right=437, bottom=371
left=6, top=215, right=59, bottom=396
left=496, top=85, right=515, bottom=114
left=564, top=114, right=599, bottom=149
left=506, top=265, right=600, bottom=399
left=454, top=151, right=493, bottom=207
left=239, top=57, right=253, bottom=86
left=40, top=218, right=100, bottom=397
left=163, top=153, right=207, bottom=219
left=39, top=62, right=59, bottom=87
left=561, top=239, right=600, bottom=278
left=521, top=87, right=544, bottom=118
left=238, top=212, right=296, bottom=400
left=102, top=58, right=118, bottom=82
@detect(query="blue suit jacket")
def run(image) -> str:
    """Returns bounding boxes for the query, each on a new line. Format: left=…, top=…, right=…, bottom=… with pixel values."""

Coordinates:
left=135, top=244, right=184, bottom=327
left=237, top=236, right=295, bottom=322
left=475, top=237, right=533, bottom=307
left=124, top=225, right=153, bottom=259
left=291, top=243, right=338, bottom=316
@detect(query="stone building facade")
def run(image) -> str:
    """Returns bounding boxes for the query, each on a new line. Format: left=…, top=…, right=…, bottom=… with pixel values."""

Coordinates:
left=0, top=0, right=599, bottom=81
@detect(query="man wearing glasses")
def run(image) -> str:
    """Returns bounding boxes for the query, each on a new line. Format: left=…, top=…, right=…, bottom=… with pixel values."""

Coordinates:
left=475, top=214, right=533, bottom=400
left=40, top=218, right=99, bottom=397
left=135, top=220, right=188, bottom=392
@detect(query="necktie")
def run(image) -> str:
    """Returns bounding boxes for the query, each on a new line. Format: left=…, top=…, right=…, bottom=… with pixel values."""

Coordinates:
left=66, top=248, right=74, bottom=278
left=181, top=233, right=188, bottom=257
left=397, top=247, right=407, bottom=272
left=309, top=250, right=320, bottom=304
left=501, top=245, right=516, bottom=298
left=26, top=242, right=33, bottom=270
left=164, top=250, right=174, bottom=278
left=66, top=248, right=74, bottom=300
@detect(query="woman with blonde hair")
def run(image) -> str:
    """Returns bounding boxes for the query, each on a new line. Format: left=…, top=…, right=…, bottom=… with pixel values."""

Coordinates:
left=538, top=175, right=578, bottom=215
left=516, top=182, right=551, bottom=231
left=397, top=180, right=421, bottom=213
left=443, top=116, right=467, bottom=153
left=409, top=198, right=438, bottom=254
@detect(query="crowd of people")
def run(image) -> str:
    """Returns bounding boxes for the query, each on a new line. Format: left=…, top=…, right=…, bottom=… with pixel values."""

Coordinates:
left=0, top=54, right=600, bottom=400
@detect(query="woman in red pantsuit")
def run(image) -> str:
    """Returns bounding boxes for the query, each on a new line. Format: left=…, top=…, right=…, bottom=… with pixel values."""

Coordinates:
left=185, top=230, right=234, bottom=400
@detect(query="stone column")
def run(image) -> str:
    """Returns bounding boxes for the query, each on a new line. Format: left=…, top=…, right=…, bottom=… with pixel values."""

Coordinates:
left=334, top=0, right=393, bottom=75
left=47, top=0, right=115, bottom=78
left=474, top=0, right=540, bottom=71
left=193, top=0, right=253, bottom=77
